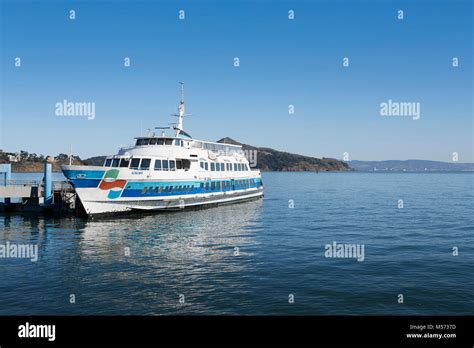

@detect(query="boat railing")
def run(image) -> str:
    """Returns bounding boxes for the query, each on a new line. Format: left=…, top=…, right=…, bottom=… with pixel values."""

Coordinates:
left=0, top=180, right=73, bottom=190
left=2, top=180, right=41, bottom=187
left=118, top=145, right=134, bottom=152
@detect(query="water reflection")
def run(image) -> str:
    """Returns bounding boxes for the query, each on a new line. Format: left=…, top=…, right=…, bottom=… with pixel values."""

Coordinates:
left=81, top=199, right=261, bottom=253
left=0, top=201, right=263, bottom=314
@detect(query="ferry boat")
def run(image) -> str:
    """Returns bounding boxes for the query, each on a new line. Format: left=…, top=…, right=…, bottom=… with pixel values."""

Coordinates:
left=61, top=83, right=264, bottom=216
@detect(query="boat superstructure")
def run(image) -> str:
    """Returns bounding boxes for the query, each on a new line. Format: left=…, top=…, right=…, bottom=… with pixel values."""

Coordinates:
left=61, top=83, right=263, bottom=216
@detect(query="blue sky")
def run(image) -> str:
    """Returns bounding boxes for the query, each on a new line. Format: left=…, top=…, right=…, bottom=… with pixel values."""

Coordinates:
left=1, top=0, right=472, bottom=161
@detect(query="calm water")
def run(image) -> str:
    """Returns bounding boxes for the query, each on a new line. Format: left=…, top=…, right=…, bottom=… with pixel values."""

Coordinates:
left=0, top=172, right=473, bottom=315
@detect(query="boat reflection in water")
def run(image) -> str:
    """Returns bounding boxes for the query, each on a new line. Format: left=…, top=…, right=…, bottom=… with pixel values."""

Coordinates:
left=0, top=199, right=263, bottom=315
left=79, top=199, right=263, bottom=266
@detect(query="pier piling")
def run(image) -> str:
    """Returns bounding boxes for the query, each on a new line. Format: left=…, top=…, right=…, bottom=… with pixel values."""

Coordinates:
left=44, top=163, right=52, bottom=206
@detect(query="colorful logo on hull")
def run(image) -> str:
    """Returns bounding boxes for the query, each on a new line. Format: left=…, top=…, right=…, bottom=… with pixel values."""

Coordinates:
left=98, top=169, right=127, bottom=199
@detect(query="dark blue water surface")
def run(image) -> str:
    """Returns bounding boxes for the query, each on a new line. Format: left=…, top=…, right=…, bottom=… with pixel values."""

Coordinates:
left=0, top=172, right=472, bottom=315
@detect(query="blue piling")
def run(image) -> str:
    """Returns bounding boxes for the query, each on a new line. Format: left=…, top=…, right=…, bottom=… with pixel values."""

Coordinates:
left=1, top=163, right=11, bottom=186
left=44, top=163, right=52, bottom=206
left=0, top=164, right=11, bottom=204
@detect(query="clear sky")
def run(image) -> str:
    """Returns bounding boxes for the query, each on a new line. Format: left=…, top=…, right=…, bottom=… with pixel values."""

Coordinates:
left=1, top=0, right=472, bottom=161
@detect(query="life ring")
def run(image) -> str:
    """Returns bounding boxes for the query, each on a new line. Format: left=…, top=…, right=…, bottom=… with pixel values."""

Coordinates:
left=208, top=151, right=217, bottom=160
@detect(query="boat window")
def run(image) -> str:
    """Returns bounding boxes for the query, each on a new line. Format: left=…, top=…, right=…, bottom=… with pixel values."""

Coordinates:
left=112, top=158, right=120, bottom=167
left=162, top=160, right=169, bottom=171
left=120, top=159, right=130, bottom=168
left=157, top=139, right=165, bottom=145
left=216, top=163, right=220, bottom=171
left=221, top=163, right=225, bottom=171
left=211, top=163, right=215, bottom=171
left=205, top=162, right=208, bottom=171
left=130, top=158, right=140, bottom=169
left=104, top=159, right=112, bottom=167
left=165, top=139, right=173, bottom=145
left=169, top=160, right=176, bottom=171
left=150, top=138, right=157, bottom=145
left=137, top=139, right=150, bottom=146
left=182, top=159, right=191, bottom=170
left=140, top=158, right=151, bottom=170
left=200, top=162, right=204, bottom=169
left=205, top=182, right=209, bottom=190
left=176, top=160, right=183, bottom=170
left=175, top=139, right=182, bottom=146
left=211, top=182, right=215, bottom=190
left=233, top=163, right=237, bottom=171
left=154, top=160, right=162, bottom=170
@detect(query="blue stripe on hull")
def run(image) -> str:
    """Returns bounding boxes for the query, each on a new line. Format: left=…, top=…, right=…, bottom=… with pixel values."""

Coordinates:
left=70, top=179, right=102, bottom=188
left=121, top=178, right=262, bottom=198
left=63, top=170, right=105, bottom=180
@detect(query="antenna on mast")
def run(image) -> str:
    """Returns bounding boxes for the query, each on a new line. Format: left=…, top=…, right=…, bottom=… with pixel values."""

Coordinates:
left=171, top=82, right=192, bottom=138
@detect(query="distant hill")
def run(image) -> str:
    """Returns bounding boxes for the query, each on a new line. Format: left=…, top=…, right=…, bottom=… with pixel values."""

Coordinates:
left=217, top=137, right=351, bottom=172
left=349, top=160, right=474, bottom=172
left=0, top=150, right=85, bottom=172
left=83, top=156, right=107, bottom=166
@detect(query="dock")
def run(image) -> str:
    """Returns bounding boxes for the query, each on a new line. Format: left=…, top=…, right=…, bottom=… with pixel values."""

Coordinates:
left=0, top=163, right=84, bottom=216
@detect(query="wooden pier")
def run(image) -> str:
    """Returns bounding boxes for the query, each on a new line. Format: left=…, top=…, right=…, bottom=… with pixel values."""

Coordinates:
left=0, top=164, right=85, bottom=216
left=0, top=180, right=84, bottom=216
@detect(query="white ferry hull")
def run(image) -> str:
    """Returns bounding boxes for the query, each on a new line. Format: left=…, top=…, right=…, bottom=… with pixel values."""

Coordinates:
left=76, top=187, right=263, bottom=216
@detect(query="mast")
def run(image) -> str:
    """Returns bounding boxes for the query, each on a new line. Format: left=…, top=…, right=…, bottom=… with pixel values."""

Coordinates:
left=170, top=81, right=192, bottom=138
left=176, top=81, right=185, bottom=136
